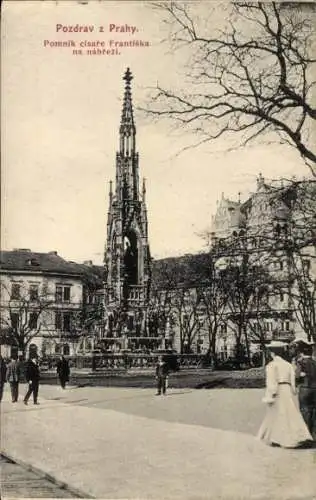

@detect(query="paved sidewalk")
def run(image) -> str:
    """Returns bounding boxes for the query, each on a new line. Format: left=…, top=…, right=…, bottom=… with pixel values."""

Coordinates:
left=1, top=385, right=315, bottom=500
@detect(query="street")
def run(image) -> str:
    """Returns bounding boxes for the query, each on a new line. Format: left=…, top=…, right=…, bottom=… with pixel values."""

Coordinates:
left=1, top=384, right=316, bottom=499
left=35, top=383, right=264, bottom=435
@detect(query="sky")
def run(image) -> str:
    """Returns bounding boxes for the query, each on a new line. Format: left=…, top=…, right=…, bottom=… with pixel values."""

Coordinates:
left=1, top=1, right=312, bottom=265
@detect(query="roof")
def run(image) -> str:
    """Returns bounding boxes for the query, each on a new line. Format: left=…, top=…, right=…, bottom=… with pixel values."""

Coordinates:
left=0, top=250, right=89, bottom=276
left=79, top=264, right=104, bottom=289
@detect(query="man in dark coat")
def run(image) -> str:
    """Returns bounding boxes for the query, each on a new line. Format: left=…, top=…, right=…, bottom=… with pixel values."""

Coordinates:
left=296, top=341, right=316, bottom=437
left=155, top=355, right=169, bottom=396
left=6, top=355, right=22, bottom=403
left=0, top=355, right=7, bottom=402
left=56, top=355, right=70, bottom=389
left=24, top=356, right=40, bottom=405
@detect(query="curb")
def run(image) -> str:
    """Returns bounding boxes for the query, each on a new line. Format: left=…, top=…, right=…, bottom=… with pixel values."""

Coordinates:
left=0, top=451, right=95, bottom=499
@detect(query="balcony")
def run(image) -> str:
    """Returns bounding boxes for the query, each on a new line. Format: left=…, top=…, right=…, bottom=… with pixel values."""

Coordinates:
left=127, top=286, right=144, bottom=305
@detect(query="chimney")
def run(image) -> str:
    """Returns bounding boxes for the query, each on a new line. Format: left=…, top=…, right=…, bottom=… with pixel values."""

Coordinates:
left=83, top=260, right=93, bottom=266
left=48, top=251, right=58, bottom=256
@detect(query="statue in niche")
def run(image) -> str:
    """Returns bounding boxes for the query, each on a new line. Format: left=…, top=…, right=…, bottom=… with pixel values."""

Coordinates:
left=123, top=234, right=138, bottom=285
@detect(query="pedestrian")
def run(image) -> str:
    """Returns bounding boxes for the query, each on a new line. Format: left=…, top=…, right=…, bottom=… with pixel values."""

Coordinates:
left=56, top=355, right=70, bottom=389
left=6, top=355, right=22, bottom=403
left=24, top=356, right=40, bottom=405
left=257, top=341, right=313, bottom=448
left=295, top=340, right=316, bottom=438
left=155, top=355, right=169, bottom=396
left=0, top=354, right=7, bottom=402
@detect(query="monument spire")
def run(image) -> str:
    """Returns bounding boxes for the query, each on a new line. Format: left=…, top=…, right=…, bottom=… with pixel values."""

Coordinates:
left=105, top=69, right=152, bottom=350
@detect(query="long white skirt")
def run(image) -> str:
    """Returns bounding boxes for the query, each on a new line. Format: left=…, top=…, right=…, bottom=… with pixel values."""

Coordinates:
left=257, top=385, right=313, bottom=448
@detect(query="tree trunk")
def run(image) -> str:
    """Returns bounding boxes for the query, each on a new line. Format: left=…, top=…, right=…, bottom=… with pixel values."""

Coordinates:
left=241, top=322, right=251, bottom=366
left=18, top=338, right=27, bottom=358
left=234, top=329, right=243, bottom=369
left=209, top=330, right=217, bottom=369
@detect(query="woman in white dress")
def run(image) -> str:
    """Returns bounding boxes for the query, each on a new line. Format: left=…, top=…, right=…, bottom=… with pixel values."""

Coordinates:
left=257, top=341, right=313, bottom=448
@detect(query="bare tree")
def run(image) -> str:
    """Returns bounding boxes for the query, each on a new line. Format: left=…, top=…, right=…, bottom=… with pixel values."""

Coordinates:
left=187, top=252, right=227, bottom=366
left=172, top=286, right=204, bottom=353
left=150, top=258, right=183, bottom=346
left=246, top=282, right=276, bottom=366
left=274, top=180, right=316, bottom=342
left=148, top=287, right=174, bottom=343
left=289, top=249, right=316, bottom=342
left=146, top=2, right=316, bottom=175
left=211, top=177, right=316, bottom=346
left=0, top=282, right=54, bottom=356
left=211, top=230, right=274, bottom=366
left=152, top=256, right=204, bottom=352
left=250, top=178, right=316, bottom=343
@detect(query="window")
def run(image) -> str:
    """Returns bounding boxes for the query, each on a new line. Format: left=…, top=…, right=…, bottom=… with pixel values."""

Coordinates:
left=55, top=312, right=72, bottom=332
left=63, top=313, right=71, bottom=332
left=279, top=261, right=284, bottom=271
left=220, top=324, right=227, bottom=334
left=26, top=258, right=40, bottom=266
left=56, top=285, right=71, bottom=303
left=55, top=312, right=62, bottom=330
left=29, top=285, right=39, bottom=301
left=56, top=287, right=62, bottom=302
left=11, top=283, right=21, bottom=300
left=28, top=312, right=38, bottom=330
left=302, top=260, right=311, bottom=273
left=281, top=321, right=290, bottom=331
left=63, top=344, right=70, bottom=355
left=64, top=287, right=70, bottom=302
left=127, top=315, right=134, bottom=331
left=280, top=292, right=284, bottom=302
left=96, top=295, right=103, bottom=305
left=87, top=293, right=95, bottom=304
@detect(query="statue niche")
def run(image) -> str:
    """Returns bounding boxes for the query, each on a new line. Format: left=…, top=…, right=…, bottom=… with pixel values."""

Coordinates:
left=123, top=232, right=138, bottom=286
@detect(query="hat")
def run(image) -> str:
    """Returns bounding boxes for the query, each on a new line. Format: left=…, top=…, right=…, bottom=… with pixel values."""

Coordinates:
left=267, top=341, right=288, bottom=349
left=291, top=337, right=314, bottom=346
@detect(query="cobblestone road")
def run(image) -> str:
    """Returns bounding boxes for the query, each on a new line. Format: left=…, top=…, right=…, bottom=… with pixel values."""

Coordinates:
left=0, top=454, right=85, bottom=498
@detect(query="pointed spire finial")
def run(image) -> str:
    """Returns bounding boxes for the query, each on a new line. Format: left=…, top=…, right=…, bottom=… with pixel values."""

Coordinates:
left=257, top=172, right=264, bottom=188
left=123, top=67, right=133, bottom=85
left=120, top=68, right=136, bottom=152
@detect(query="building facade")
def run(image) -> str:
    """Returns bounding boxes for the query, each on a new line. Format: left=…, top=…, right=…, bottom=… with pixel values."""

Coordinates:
left=151, top=176, right=315, bottom=361
left=104, top=68, right=152, bottom=349
left=0, top=249, right=103, bottom=357
left=209, top=175, right=316, bottom=360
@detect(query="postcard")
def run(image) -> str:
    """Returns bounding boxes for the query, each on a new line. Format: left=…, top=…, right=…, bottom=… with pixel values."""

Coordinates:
left=1, top=1, right=315, bottom=499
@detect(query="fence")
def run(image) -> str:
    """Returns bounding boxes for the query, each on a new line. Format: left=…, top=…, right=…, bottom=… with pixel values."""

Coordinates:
left=41, top=353, right=210, bottom=372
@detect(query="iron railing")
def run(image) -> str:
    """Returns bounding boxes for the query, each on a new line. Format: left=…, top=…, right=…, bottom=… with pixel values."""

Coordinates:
left=40, top=353, right=210, bottom=371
